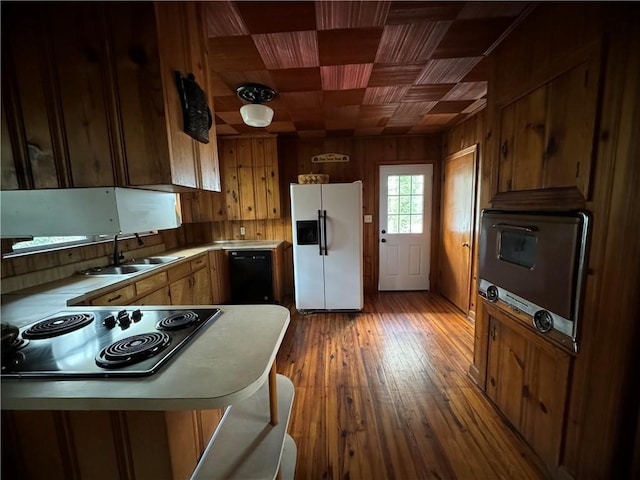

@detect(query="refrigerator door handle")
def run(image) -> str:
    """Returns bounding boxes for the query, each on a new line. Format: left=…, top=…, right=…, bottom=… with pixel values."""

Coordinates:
left=317, top=210, right=323, bottom=256
left=323, top=210, right=328, bottom=256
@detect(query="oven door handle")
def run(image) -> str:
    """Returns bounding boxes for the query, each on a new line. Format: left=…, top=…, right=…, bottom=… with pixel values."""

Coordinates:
left=492, top=223, right=538, bottom=232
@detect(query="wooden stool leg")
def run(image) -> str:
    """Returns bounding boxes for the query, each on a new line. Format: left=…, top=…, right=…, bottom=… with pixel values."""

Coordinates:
left=269, top=361, right=278, bottom=426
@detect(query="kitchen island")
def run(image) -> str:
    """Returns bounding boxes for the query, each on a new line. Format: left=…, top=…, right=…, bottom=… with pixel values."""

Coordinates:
left=1, top=304, right=295, bottom=479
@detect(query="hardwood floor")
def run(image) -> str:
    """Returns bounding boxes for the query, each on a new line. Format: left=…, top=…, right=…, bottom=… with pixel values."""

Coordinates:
left=276, top=292, right=547, bottom=480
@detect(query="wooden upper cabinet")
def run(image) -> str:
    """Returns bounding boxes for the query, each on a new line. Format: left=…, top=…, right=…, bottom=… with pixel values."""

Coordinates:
left=495, top=55, right=601, bottom=204
left=1, top=2, right=220, bottom=192
left=108, top=2, right=220, bottom=192
left=220, top=136, right=281, bottom=221
left=1, top=4, right=72, bottom=190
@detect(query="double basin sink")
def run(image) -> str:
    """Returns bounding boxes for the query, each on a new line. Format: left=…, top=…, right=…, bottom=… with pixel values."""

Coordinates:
left=83, top=256, right=182, bottom=276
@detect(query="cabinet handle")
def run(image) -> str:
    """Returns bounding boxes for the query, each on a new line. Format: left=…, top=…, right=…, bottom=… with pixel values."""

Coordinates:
left=491, top=325, right=497, bottom=341
left=107, top=294, right=122, bottom=303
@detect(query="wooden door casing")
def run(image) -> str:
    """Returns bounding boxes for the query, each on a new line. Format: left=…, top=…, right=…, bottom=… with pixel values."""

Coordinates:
left=438, top=145, right=476, bottom=314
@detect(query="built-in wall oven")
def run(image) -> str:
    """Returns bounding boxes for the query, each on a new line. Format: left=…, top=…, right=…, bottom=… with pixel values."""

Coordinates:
left=478, top=210, right=590, bottom=353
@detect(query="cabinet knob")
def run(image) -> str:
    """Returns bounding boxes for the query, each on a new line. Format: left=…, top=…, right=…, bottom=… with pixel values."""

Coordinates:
left=381, top=238, right=386, bottom=243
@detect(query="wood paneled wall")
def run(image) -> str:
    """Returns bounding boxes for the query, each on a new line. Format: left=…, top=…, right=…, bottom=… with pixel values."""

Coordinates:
left=0, top=228, right=195, bottom=294
left=209, top=135, right=442, bottom=294
left=479, top=4, right=640, bottom=478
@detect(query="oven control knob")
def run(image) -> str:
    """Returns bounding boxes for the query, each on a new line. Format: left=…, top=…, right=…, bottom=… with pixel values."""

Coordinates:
left=131, top=309, right=143, bottom=322
left=117, top=310, right=131, bottom=328
left=534, top=310, right=553, bottom=333
left=486, top=285, right=499, bottom=302
left=103, top=315, right=116, bottom=329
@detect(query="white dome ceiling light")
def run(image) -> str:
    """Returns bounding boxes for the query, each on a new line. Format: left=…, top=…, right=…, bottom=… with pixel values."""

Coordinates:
left=236, top=83, right=277, bottom=128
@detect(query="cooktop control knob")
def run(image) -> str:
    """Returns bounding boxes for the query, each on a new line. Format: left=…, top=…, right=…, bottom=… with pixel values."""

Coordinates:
left=486, top=285, right=499, bottom=302
left=534, top=310, right=553, bottom=333
left=103, top=315, right=116, bottom=329
left=117, top=310, right=131, bottom=328
left=131, top=309, right=143, bottom=322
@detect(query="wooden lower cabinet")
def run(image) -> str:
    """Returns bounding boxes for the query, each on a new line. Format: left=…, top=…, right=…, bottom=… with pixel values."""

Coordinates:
left=483, top=301, right=571, bottom=475
left=2, top=409, right=225, bottom=480
left=137, top=285, right=171, bottom=305
left=169, top=266, right=211, bottom=306
left=209, top=249, right=230, bottom=304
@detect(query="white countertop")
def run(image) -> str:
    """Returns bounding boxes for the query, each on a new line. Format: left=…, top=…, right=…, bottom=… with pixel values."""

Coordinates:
left=1, top=304, right=290, bottom=411
left=1, top=240, right=285, bottom=316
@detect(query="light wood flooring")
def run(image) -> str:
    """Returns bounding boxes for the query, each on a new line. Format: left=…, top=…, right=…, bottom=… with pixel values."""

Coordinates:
left=276, top=292, right=547, bottom=480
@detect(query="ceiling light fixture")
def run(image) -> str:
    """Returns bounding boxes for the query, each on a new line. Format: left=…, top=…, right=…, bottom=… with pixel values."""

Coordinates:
left=236, top=83, right=277, bottom=128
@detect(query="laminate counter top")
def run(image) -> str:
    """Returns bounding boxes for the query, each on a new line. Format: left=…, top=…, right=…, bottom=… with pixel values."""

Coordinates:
left=1, top=240, right=285, bottom=323
left=1, top=304, right=290, bottom=411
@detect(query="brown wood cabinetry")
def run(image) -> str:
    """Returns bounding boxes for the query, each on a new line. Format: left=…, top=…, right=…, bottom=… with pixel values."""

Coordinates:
left=3, top=409, right=225, bottom=480
left=483, top=300, right=571, bottom=475
left=497, top=58, right=600, bottom=199
left=209, top=250, right=231, bottom=304
left=168, top=256, right=212, bottom=306
left=491, top=49, right=601, bottom=209
left=220, top=136, right=281, bottom=220
left=1, top=2, right=220, bottom=193
left=85, top=254, right=211, bottom=307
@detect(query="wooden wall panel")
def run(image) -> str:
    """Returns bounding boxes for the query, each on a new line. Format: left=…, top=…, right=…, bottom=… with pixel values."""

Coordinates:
left=0, top=234, right=168, bottom=293
left=210, top=134, right=442, bottom=294
left=479, top=4, right=640, bottom=478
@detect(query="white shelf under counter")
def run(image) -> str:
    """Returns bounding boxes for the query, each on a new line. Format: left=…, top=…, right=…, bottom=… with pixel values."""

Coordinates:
left=191, top=374, right=296, bottom=480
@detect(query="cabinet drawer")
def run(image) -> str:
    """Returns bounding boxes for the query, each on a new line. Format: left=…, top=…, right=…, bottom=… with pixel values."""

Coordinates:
left=190, top=255, right=207, bottom=271
left=90, top=284, right=136, bottom=306
left=135, top=271, right=169, bottom=296
left=168, top=262, right=191, bottom=282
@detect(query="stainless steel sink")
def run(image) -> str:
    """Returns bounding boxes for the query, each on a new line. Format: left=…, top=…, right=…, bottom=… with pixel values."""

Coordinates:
left=84, top=264, right=157, bottom=275
left=128, top=256, right=182, bottom=265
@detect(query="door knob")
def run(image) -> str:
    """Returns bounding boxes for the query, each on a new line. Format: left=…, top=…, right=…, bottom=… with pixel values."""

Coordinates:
left=381, top=239, right=386, bottom=243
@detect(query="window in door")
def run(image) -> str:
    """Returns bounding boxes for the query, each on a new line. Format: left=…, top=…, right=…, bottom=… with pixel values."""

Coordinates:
left=386, top=174, right=424, bottom=234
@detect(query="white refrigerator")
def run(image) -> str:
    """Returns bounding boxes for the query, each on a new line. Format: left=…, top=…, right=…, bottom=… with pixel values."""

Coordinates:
left=291, top=181, right=364, bottom=311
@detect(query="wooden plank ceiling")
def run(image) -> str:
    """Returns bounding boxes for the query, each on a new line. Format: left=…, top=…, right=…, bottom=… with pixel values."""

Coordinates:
left=206, top=1, right=529, bottom=138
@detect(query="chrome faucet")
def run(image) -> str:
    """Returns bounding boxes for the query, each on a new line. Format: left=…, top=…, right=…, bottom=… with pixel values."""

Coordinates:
left=113, top=235, right=124, bottom=266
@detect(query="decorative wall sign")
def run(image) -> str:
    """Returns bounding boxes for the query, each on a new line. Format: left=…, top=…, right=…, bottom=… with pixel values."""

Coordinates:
left=311, top=153, right=350, bottom=163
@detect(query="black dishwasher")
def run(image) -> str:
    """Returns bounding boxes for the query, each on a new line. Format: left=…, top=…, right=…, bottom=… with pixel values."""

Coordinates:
left=228, top=250, right=274, bottom=304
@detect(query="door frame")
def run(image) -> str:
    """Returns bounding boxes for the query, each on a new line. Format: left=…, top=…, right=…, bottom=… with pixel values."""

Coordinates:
left=439, top=144, right=479, bottom=317
left=374, top=160, right=440, bottom=293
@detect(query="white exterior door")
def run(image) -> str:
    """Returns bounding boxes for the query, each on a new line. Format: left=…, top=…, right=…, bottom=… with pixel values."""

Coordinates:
left=378, top=164, right=433, bottom=291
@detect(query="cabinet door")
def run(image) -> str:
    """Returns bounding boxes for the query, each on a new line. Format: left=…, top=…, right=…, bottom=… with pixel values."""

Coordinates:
left=154, top=2, right=198, bottom=190
left=184, top=2, right=221, bottom=193
left=486, top=314, right=527, bottom=429
left=495, top=56, right=600, bottom=200
left=1, top=3, right=70, bottom=189
left=544, top=59, right=599, bottom=196
left=498, top=86, right=547, bottom=192
left=209, top=250, right=230, bottom=304
left=137, top=286, right=171, bottom=306
left=521, top=340, right=571, bottom=470
left=191, top=268, right=212, bottom=305
left=48, top=3, right=121, bottom=187
left=107, top=2, right=173, bottom=188
left=170, top=276, right=193, bottom=306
